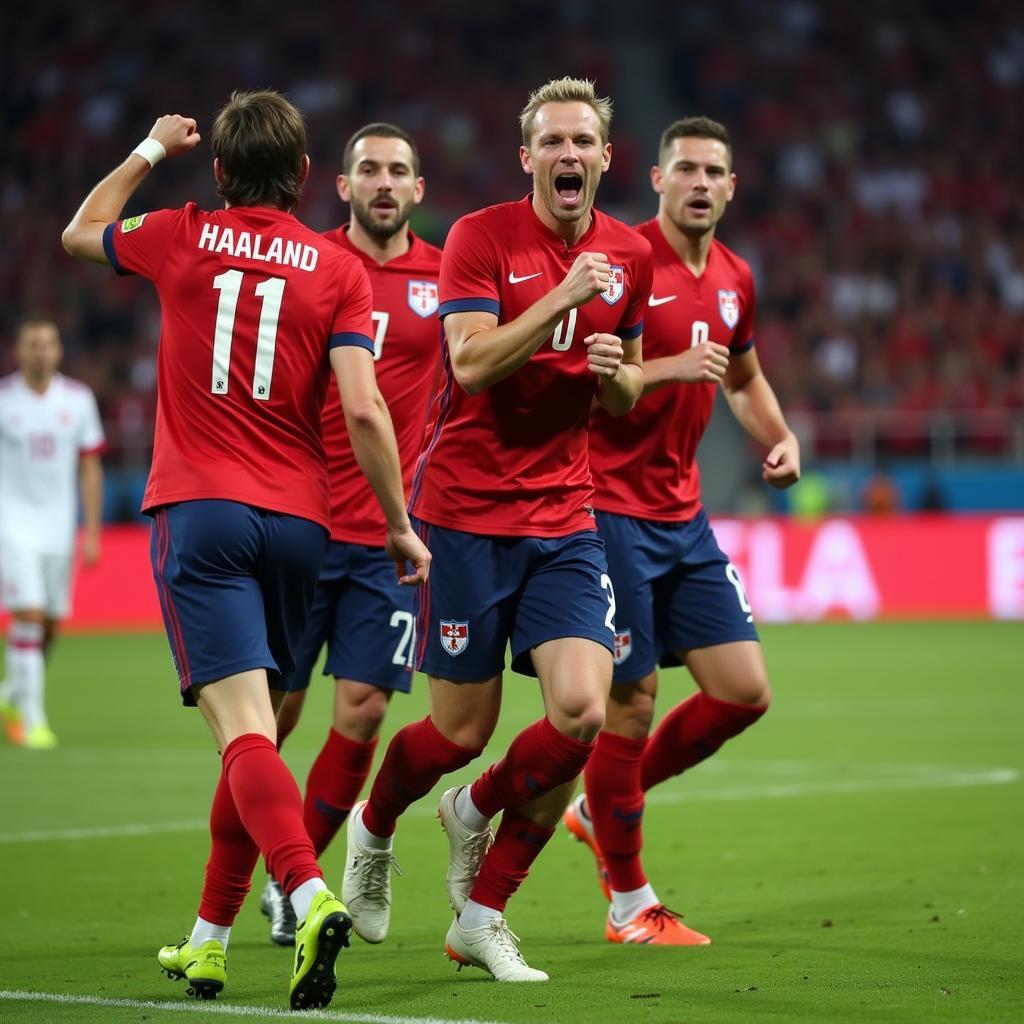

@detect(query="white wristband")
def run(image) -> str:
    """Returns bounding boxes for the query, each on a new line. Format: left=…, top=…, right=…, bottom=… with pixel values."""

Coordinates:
left=131, top=137, right=166, bottom=167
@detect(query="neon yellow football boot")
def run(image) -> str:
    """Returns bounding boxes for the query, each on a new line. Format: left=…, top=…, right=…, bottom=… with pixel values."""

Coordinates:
left=157, top=936, right=226, bottom=999
left=289, top=890, right=352, bottom=1010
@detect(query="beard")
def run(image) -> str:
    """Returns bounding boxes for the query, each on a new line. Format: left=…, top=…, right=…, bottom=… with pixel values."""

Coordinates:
left=351, top=195, right=413, bottom=240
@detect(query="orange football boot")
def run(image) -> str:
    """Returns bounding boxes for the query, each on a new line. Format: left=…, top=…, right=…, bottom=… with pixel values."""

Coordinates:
left=606, top=904, right=711, bottom=946
left=562, top=795, right=611, bottom=901
left=0, top=702, right=24, bottom=746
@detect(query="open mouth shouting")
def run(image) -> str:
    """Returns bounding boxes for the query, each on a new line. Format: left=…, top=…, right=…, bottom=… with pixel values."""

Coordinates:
left=554, top=172, right=584, bottom=208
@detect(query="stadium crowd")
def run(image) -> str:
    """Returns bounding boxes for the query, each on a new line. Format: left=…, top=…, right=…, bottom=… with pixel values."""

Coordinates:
left=2, top=0, right=1022, bottom=493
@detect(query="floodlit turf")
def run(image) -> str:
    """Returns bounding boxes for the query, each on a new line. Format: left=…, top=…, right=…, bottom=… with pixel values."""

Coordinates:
left=0, top=622, right=1021, bottom=1023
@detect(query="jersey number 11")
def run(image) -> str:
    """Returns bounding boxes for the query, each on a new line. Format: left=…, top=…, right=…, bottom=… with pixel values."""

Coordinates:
left=210, top=270, right=286, bottom=401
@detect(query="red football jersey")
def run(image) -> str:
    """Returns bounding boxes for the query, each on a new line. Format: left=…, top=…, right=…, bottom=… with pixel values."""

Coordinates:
left=589, top=219, right=756, bottom=522
left=320, top=227, right=442, bottom=544
left=411, top=196, right=653, bottom=537
left=104, top=203, right=374, bottom=530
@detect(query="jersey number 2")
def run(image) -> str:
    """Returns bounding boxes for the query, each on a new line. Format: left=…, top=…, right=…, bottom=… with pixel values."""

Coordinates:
left=211, top=270, right=285, bottom=401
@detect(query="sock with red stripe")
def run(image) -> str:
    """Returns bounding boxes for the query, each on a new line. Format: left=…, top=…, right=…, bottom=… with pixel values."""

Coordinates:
left=304, top=728, right=377, bottom=856
left=221, top=733, right=321, bottom=895
left=197, top=766, right=260, bottom=926
left=584, top=730, right=648, bottom=892
left=362, top=716, right=481, bottom=838
left=470, top=717, right=594, bottom=819
left=466, top=809, right=556, bottom=912
left=641, top=692, right=767, bottom=791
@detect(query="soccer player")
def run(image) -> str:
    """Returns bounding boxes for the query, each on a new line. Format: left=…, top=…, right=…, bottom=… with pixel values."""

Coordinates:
left=61, top=91, right=429, bottom=1009
left=564, top=116, right=800, bottom=945
left=258, top=123, right=442, bottom=946
left=0, top=315, right=104, bottom=750
left=342, top=77, right=653, bottom=981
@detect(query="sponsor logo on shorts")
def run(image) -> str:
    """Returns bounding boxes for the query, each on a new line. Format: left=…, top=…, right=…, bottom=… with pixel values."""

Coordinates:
left=121, top=214, right=148, bottom=234
left=601, top=265, right=625, bottom=305
left=613, top=628, right=632, bottom=665
left=440, top=619, right=469, bottom=657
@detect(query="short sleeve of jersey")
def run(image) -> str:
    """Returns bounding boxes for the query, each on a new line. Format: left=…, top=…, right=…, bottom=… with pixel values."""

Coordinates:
left=733, top=263, right=756, bottom=353
left=438, top=215, right=500, bottom=319
left=618, top=243, right=654, bottom=341
left=328, top=260, right=374, bottom=352
left=102, top=207, right=187, bottom=281
left=78, top=389, right=106, bottom=454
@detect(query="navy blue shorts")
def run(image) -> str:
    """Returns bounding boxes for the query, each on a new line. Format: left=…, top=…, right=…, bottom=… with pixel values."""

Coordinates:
left=288, top=540, right=415, bottom=694
left=412, top=518, right=615, bottom=680
left=151, top=500, right=327, bottom=706
left=596, top=509, right=759, bottom=684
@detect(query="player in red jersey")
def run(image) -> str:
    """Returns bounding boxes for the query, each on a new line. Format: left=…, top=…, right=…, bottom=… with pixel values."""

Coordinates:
left=342, top=77, right=653, bottom=981
left=565, top=116, right=800, bottom=945
left=62, top=92, right=429, bottom=1008
left=256, top=124, right=442, bottom=946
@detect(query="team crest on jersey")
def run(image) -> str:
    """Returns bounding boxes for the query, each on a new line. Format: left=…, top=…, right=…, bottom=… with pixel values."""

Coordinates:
left=613, top=628, right=633, bottom=665
left=120, top=213, right=148, bottom=234
left=440, top=620, right=469, bottom=656
left=718, top=289, right=740, bottom=329
left=601, top=265, right=625, bottom=305
left=408, top=280, right=439, bottom=318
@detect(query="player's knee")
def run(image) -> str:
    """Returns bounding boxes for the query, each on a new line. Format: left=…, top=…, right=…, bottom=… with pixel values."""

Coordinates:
left=553, top=697, right=606, bottom=743
left=606, top=687, right=655, bottom=738
left=436, top=716, right=496, bottom=752
left=727, top=674, right=771, bottom=707
left=336, top=688, right=390, bottom=738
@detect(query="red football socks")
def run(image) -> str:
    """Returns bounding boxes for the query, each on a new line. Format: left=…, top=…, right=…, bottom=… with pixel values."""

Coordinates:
left=303, top=728, right=377, bottom=856
left=221, top=733, right=321, bottom=895
left=584, top=730, right=648, bottom=892
left=641, top=692, right=767, bottom=791
left=467, top=808, right=555, bottom=911
left=470, top=717, right=595, bottom=819
left=362, top=716, right=481, bottom=837
left=197, top=765, right=260, bottom=926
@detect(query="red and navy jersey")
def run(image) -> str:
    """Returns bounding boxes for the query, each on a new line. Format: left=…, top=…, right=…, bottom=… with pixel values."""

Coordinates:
left=411, top=196, right=653, bottom=538
left=104, top=203, right=374, bottom=530
left=320, top=226, right=442, bottom=545
left=590, top=219, right=755, bottom=522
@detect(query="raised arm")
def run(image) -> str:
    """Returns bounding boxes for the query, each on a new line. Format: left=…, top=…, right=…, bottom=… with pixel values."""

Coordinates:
left=446, top=251, right=611, bottom=394
left=62, top=115, right=202, bottom=264
left=721, top=347, right=800, bottom=489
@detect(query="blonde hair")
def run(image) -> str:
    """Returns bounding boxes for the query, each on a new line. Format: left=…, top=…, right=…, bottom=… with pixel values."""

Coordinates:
left=519, top=77, right=613, bottom=147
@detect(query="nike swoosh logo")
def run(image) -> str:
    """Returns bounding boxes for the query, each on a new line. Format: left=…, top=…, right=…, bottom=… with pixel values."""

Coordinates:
left=508, top=271, right=543, bottom=284
left=648, top=295, right=677, bottom=307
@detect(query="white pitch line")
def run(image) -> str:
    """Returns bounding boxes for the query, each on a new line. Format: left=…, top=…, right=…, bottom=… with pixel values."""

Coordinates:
left=646, top=767, right=1021, bottom=806
left=0, top=819, right=207, bottom=844
left=0, top=765, right=1017, bottom=846
left=0, top=990, right=509, bottom=1024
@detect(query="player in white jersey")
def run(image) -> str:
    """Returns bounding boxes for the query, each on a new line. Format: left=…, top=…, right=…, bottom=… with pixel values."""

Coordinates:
left=0, top=315, right=105, bottom=749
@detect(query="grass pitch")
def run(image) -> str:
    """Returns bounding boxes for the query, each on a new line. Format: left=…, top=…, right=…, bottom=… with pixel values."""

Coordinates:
left=0, top=622, right=1021, bottom=1023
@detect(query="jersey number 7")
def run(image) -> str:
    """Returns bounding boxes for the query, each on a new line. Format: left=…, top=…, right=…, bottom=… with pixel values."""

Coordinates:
left=210, top=270, right=286, bottom=401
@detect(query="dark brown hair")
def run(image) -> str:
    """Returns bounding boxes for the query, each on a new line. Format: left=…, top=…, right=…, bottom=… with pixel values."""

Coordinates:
left=659, top=116, right=732, bottom=168
left=210, top=90, right=307, bottom=211
left=343, top=122, right=420, bottom=176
